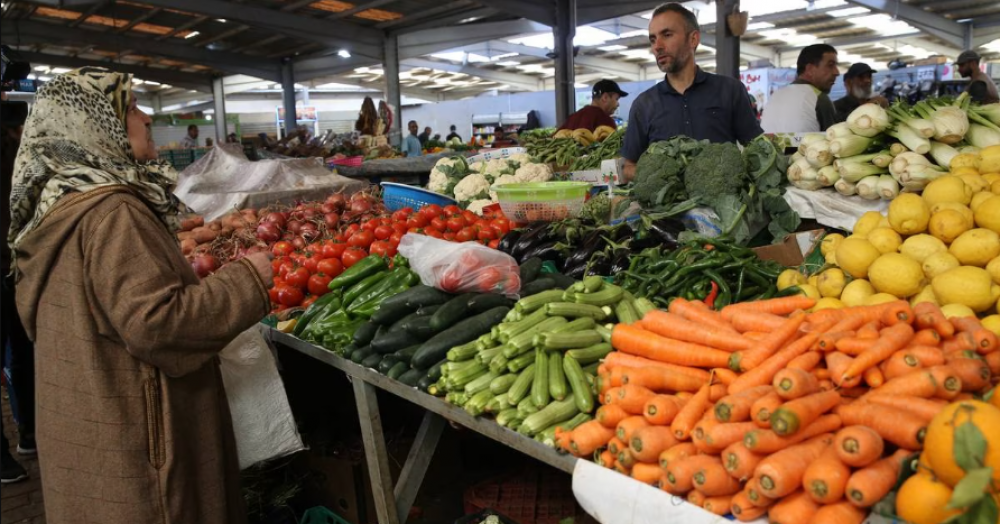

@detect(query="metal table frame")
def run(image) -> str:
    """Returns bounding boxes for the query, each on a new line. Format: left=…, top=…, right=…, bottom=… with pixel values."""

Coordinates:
left=266, top=329, right=578, bottom=524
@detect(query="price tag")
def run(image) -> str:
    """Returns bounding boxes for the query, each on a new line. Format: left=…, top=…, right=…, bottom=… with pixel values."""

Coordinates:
left=917, top=67, right=935, bottom=82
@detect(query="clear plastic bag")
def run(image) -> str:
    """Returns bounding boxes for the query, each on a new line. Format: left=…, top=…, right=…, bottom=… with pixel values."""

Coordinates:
left=398, top=234, right=521, bottom=297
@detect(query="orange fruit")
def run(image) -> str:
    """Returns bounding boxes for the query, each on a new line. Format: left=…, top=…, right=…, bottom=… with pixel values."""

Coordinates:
left=990, top=389, right=1000, bottom=411
left=895, top=471, right=963, bottom=524
left=924, top=400, right=1000, bottom=487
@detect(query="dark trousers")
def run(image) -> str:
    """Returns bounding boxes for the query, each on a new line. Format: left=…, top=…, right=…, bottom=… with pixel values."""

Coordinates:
left=1, top=273, right=34, bottom=453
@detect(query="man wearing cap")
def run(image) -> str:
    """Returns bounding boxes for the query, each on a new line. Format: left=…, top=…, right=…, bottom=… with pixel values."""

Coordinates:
left=620, top=3, right=762, bottom=182
left=957, top=50, right=999, bottom=105
left=834, top=63, right=889, bottom=123
left=558, top=79, right=626, bottom=132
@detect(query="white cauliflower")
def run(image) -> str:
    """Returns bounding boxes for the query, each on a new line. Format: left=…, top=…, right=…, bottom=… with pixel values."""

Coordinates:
left=481, top=158, right=514, bottom=181
left=490, top=174, right=518, bottom=201
left=466, top=199, right=494, bottom=216
left=508, top=153, right=531, bottom=165
left=454, top=173, right=491, bottom=203
left=428, top=156, right=469, bottom=195
left=428, top=169, right=450, bottom=194
left=514, top=163, right=554, bottom=183
left=469, top=160, right=486, bottom=174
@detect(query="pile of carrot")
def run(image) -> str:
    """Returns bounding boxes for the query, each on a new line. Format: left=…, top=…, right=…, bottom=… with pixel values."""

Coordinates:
left=555, top=295, right=999, bottom=522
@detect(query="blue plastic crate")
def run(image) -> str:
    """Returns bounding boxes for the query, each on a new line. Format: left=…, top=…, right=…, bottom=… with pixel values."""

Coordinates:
left=381, top=182, right=458, bottom=212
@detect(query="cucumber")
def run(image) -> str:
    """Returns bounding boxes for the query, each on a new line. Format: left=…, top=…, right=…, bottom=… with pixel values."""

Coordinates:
left=412, top=306, right=510, bottom=370
left=519, top=257, right=543, bottom=284
left=467, top=293, right=515, bottom=313
left=426, top=359, right=448, bottom=382
left=519, top=277, right=557, bottom=296
left=398, top=368, right=425, bottom=387
left=377, top=285, right=452, bottom=311
left=393, top=344, right=421, bottom=364
left=507, top=364, right=535, bottom=405
left=548, top=272, right=577, bottom=289
left=371, top=328, right=414, bottom=354
left=430, top=293, right=477, bottom=332
left=490, top=374, right=519, bottom=395
left=350, top=345, right=375, bottom=363
left=387, top=361, right=409, bottom=380
left=353, top=321, right=380, bottom=347
left=370, top=298, right=416, bottom=326
left=362, top=353, right=383, bottom=369
left=563, top=355, right=594, bottom=413
left=378, top=355, right=400, bottom=374
left=415, top=304, right=441, bottom=316
left=548, top=352, right=568, bottom=401
left=400, top=316, right=436, bottom=339
left=531, top=348, right=550, bottom=408
left=417, top=375, right=434, bottom=392
left=521, top=396, right=579, bottom=436
left=566, top=343, right=613, bottom=365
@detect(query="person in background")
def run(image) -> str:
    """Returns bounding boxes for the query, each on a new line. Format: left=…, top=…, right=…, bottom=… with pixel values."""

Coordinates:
left=834, top=63, right=889, bottom=122
left=205, top=137, right=214, bottom=148
left=761, top=44, right=840, bottom=133
left=433, top=134, right=442, bottom=141
left=402, top=120, right=423, bottom=157
left=8, top=68, right=273, bottom=524
left=446, top=125, right=462, bottom=142
left=1, top=101, right=35, bottom=485
left=180, top=124, right=199, bottom=148
left=558, top=79, right=627, bottom=131
left=491, top=126, right=517, bottom=148
left=620, top=2, right=762, bottom=182
left=417, top=126, right=432, bottom=146
left=957, top=50, right=999, bottom=104
left=226, top=133, right=239, bottom=144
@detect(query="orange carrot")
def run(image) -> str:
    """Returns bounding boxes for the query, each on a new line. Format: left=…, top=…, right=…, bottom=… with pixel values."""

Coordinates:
left=911, top=328, right=942, bottom=347
left=863, top=366, right=885, bottom=388
left=692, top=417, right=723, bottom=454
left=881, top=351, right=924, bottom=381
left=731, top=490, right=768, bottom=522
left=742, top=331, right=769, bottom=340
left=728, top=322, right=833, bottom=394
left=817, top=378, right=835, bottom=391
left=787, top=351, right=823, bottom=372
left=862, top=395, right=947, bottom=423
left=602, top=386, right=622, bottom=407
left=722, top=441, right=764, bottom=481
left=856, top=321, right=881, bottom=339
left=927, top=365, right=963, bottom=399
left=744, top=477, right=775, bottom=508
left=715, top=385, right=775, bottom=422
left=951, top=317, right=999, bottom=354
left=615, top=384, right=658, bottom=414
left=835, top=337, right=873, bottom=356
left=845, top=449, right=910, bottom=507
left=630, top=425, right=679, bottom=463
left=613, top=461, right=630, bottom=476
left=805, top=308, right=847, bottom=326
left=813, top=501, right=867, bottom=524
left=702, top=494, right=735, bottom=515
left=880, top=300, right=914, bottom=326
left=836, top=402, right=927, bottom=450
left=942, top=332, right=978, bottom=354
left=672, top=383, right=714, bottom=440
left=607, top=436, right=626, bottom=457
left=755, top=435, right=833, bottom=498
left=866, top=370, right=939, bottom=398
left=817, top=331, right=854, bottom=352
left=621, top=367, right=705, bottom=393
left=743, top=414, right=842, bottom=454
left=820, top=314, right=873, bottom=343
left=842, top=323, right=915, bottom=381
left=945, top=357, right=992, bottom=393
left=641, top=310, right=751, bottom=351
left=603, top=352, right=713, bottom=382
left=767, top=489, right=819, bottom=524
left=630, top=462, right=663, bottom=486
left=751, top=391, right=784, bottom=428
left=643, top=395, right=684, bottom=426
left=722, top=295, right=817, bottom=319
left=730, top=310, right=789, bottom=333
left=735, top=312, right=807, bottom=372
left=712, top=367, right=738, bottom=385
left=597, top=371, right=613, bottom=394
left=596, top=404, right=631, bottom=429
left=986, top=351, right=1000, bottom=376
left=611, top=323, right=732, bottom=368
left=833, top=425, right=884, bottom=467
left=771, top=390, right=842, bottom=436
left=663, top=454, right=719, bottom=495
left=802, top=445, right=851, bottom=504
left=773, top=368, right=821, bottom=400
left=825, top=351, right=862, bottom=388
left=813, top=368, right=832, bottom=380
left=608, top=366, right=629, bottom=388
left=669, top=298, right=739, bottom=333
left=703, top=421, right=757, bottom=452
left=914, top=302, right=954, bottom=338
left=659, top=442, right=698, bottom=470
left=686, top=489, right=707, bottom=507
left=616, top=415, right=650, bottom=444
left=569, top=421, right=616, bottom=457
left=906, top=345, right=947, bottom=366
left=596, top=450, right=615, bottom=468
left=692, top=457, right=742, bottom=496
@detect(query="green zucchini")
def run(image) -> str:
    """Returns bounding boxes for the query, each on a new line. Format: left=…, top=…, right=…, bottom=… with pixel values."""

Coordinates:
left=426, top=359, right=448, bottom=383
left=549, top=316, right=596, bottom=334
left=521, top=396, right=580, bottom=436
left=489, top=353, right=510, bottom=374
left=377, top=285, right=452, bottom=311
left=517, top=396, right=539, bottom=416
left=415, top=304, right=441, bottom=316
left=446, top=391, right=468, bottom=405
left=537, top=330, right=603, bottom=350
left=464, top=371, right=500, bottom=395
left=496, top=408, right=522, bottom=428
left=378, top=355, right=400, bottom=374
left=352, top=321, right=380, bottom=347
left=490, top=374, right=518, bottom=395
left=515, top=289, right=566, bottom=314
left=507, top=352, right=537, bottom=373
left=371, top=328, right=414, bottom=354
left=447, top=341, right=479, bottom=362
left=519, top=257, right=543, bottom=284
left=519, top=277, right=557, bottom=297
left=499, top=307, right=549, bottom=342
left=411, top=306, right=510, bottom=369
left=362, top=353, right=383, bottom=369
left=430, top=293, right=477, bottom=331
left=548, top=352, right=567, bottom=401
left=445, top=362, right=487, bottom=390
left=548, top=272, right=577, bottom=289
left=389, top=310, right=422, bottom=333
left=571, top=285, right=623, bottom=306
left=582, top=361, right=601, bottom=376
left=563, top=355, right=594, bottom=413
left=400, top=316, right=436, bottom=339
left=464, top=389, right=493, bottom=416
left=417, top=375, right=434, bottom=392
left=468, top=293, right=515, bottom=313
left=507, top=364, right=535, bottom=405
left=370, top=297, right=416, bottom=326
left=531, top=348, right=550, bottom=408
left=614, top=299, right=640, bottom=325
left=566, top=343, right=613, bottom=365
left=398, top=368, right=425, bottom=387
left=545, top=302, right=607, bottom=320
left=477, top=346, right=504, bottom=365
left=387, top=361, right=409, bottom=380
left=537, top=413, right=591, bottom=447
left=350, top=345, right=375, bottom=364
left=504, top=317, right=569, bottom=356
left=393, top=344, right=421, bottom=364
left=633, top=298, right=657, bottom=318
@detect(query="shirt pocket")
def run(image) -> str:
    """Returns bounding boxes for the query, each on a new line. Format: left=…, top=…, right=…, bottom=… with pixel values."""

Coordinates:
left=702, top=104, right=732, bottom=123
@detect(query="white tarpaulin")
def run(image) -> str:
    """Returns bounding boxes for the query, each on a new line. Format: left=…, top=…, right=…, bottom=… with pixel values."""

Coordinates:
left=783, top=187, right=889, bottom=232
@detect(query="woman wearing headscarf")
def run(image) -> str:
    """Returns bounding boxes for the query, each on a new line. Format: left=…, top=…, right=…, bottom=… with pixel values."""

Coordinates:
left=8, top=68, right=272, bottom=524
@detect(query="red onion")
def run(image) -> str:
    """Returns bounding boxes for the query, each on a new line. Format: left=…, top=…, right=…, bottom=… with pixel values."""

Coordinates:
left=350, top=199, right=372, bottom=213
left=286, top=220, right=303, bottom=234
left=326, top=193, right=347, bottom=208
left=263, top=212, right=287, bottom=228
left=300, top=222, right=319, bottom=241
left=324, top=212, right=340, bottom=229
left=256, top=222, right=281, bottom=243
left=320, top=202, right=337, bottom=214
left=190, top=254, right=220, bottom=278
left=291, top=236, right=307, bottom=250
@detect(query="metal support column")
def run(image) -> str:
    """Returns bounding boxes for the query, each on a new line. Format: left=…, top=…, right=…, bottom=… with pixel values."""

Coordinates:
left=281, top=58, right=297, bottom=137
left=384, top=34, right=403, bottom=147
left=211, top=77, right=227, bottom=142
left=553, top=0, right=577, bottom=124
left=394, top=413, right=446, bottom=519
left=715, top=0, right=741, bottom=78
left=964, top=22, right=974, bottom=51
left=151, top=93, right=163, bottom=115
left=353, top=380, right=401, bottom=524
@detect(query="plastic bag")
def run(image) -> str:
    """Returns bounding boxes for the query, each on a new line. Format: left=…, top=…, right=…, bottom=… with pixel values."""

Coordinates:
left=398, top=234, right=521, bottom=297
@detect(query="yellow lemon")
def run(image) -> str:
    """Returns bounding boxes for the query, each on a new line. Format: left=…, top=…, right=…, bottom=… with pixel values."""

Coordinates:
left=981, top=146, right=1000, bottom=173
left=817, top=268, right=847, bottom=298
left=933, top=265, right=999, bottom=312
left=951, top=166, right=980, bottom=177
left=922, top=251, right=961, bottom=280
left=922, top=175, right=973, bottom=207
left=840, top=279, right=875, bottom=307
left=950, top=153, right=981, bottom=170
left=981, top=315, right=1000, bottom=337
left=836, top=237, right=882, bottom=279
left=949, top=228, right=1000, bottom=267
left=888, top=193, right=930, bottom=235
left=812, top=297, right=845, bottom=311
left=941, top=303, right=977, bottom=318
left=988, top=257, right=1000, bottom=285
left=852, top=211, right=885, bottom=238
left=877, top=215, right=891, bottom=229
left=928, top=209, right=972, bottom=244
left=777, top=269, right=807, bottom=291
left=973, top=195, right=1000, bottom=234
left=971, top=191, right=996, bottom=213
left=864, top=293, right=899, bottom=306
left=956, top=173, right=989, bottom=194
left=868, top=253, right=924, bottom=298
left=797, top=284, right=821, bottom=300
left=808, top=275, right=820, bottom=288
left=824, top=249, right=838, bottom=266
left=899, top=234, right=948, bottom=263
left=984, top=173, right=1000, bottom=184
left=910, top=286, right=938, bottom=307
left=866, top=227, right=902, bottom=254
left=930, top=202, right=974, bottom=225
left=820, top=233, right=845, bottom=256
left=993, top=179, right=1000, bottom=195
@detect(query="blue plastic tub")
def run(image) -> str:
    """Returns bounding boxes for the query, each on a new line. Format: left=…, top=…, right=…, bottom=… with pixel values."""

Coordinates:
left=381, top=182, right=458, bottom=212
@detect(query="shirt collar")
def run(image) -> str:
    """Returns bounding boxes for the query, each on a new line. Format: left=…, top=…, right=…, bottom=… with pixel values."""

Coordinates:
left=659, top=67, right=709, bottom=94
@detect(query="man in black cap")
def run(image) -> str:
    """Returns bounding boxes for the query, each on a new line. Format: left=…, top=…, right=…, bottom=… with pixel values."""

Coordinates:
left=834, top=63, right=889, bottom=123
left=957, top=50, right=999, bottom=105
left=558, top=79, right=627, bottom=132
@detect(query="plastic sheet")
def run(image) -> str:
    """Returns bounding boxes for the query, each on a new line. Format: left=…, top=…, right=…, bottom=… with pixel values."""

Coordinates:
left=173, top=144, right=366, bottom=220
left=398, top=234, right=521, bottom=297
left=783, top=187, right=889, bottom=232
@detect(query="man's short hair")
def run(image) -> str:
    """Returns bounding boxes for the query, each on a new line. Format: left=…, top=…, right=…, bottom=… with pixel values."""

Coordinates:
left=187, top=124, right=198, bottom=131
left=408, top=120, right=417, bottom=126
left=797, top=44, right=838, bottom=76
left=651, top=3, right=699, bottom=34
left=450, top=125, right=457, bottom=131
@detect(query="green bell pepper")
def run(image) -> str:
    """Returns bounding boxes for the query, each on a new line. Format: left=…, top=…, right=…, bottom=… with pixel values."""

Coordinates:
left=292, top=292, right=342, bottom=337
left=343, top=271, right=390, bottom=307
left=347, top=268, right=417, bottom=316
left=327, top=255, right=387, bottom=291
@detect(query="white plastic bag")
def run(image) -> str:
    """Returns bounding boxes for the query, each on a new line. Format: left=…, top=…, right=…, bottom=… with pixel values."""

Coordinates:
left=398, top=234, right=521, bottom=297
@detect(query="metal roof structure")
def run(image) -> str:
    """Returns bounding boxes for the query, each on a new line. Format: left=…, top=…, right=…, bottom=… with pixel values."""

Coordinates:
left=3, top=0, right=999, bottom=111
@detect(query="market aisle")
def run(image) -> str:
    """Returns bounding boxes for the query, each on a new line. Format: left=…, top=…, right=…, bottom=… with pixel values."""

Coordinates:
left=1, top=396, right=45, bottom=524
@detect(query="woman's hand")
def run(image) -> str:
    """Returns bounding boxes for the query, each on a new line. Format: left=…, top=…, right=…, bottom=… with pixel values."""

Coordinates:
left=245, top=252, right=274, bottom=287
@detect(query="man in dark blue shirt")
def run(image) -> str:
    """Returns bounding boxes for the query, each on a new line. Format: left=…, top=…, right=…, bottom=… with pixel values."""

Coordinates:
left=621, top=3, right=762, bottom=182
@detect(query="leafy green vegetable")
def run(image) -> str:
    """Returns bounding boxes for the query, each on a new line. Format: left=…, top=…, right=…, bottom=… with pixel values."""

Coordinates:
left=632, top=137, right=707, bottom=208
left=581, top=192, right=611, bottom=222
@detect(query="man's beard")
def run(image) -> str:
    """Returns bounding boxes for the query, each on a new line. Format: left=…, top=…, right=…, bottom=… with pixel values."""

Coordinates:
left=850, top=85, right=872, bottom=100
left=658, top=51, right=691, bottom=74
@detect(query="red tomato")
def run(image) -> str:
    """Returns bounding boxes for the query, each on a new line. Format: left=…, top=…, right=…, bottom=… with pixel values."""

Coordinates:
left=420, top=204, right=443, bottom=219
left=346, top=223, right=361, bottom=233
left=430, top=216, right=447, bottom=232
left=303, top=256, right=319, bottom=273
left=369, top=240, right=396, bottom=258
left=268, top=286, right=281, bottom=303
left=391, top=222, right=408, bottom=235
left=443, top=205, right=461, bottom=215
left=490, top=217, right=511, bottom=235
left=446, top=214, right=467, bottom=232
left=307, top=273, right=333, bottom=296
left=406, top=214, right=429, bottom=229
left=334, top=233, right=348, bottom=243
left=348, top=230, right=375, bottom=249
left=277, top=285, right=305, bottom=307
left=392, top=209, right=411, bottom=223
left=475, top=267, right=503, bottom=292
left=462, top=210, right=478, bottom=223
left=361, top=219, right=380, bottom=232
left=285, top=267, right=311, bottom=290
left=301, top=295, right=319, bottom=309
left=272, top=241, right=294, bottom=257
left=425, top=227, right=444, bottom=239
left=443, top=231, right=457, bottom=241
left=439, top=270, right=462, bottom=293
left=477, top=228, right=497, bottom=242
left=379, top=217, right=392, bottom=226
left=278, top=261, right=295, bottom=279
left=456, top=227, right=476, bottom=242
left=322, top=242, right=347, bottom=260
left=488, top=238, right=500, bottom=249
left=317, top=258, right=344, bottom=278
left=389, top=231, right=405, bottom=245
left=341, top=248, right=367, bottom=268
left=374, top=225, right=393, bottom=241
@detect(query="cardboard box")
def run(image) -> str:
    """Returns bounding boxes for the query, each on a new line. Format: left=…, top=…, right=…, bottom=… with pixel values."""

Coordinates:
left=752, top=229, right=825, bottom=267
left=569, top=158, right=625, bottom=185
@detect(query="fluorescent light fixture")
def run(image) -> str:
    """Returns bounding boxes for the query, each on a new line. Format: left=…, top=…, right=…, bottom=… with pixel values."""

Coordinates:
left=27, top=74, right=36, bottom=80
left=354, top=67, right=371, bottom=73
left=617, top=29, right=647, bottom=39
left=337, top=49, right=351, bottom=58
left=619, top=49, right=651, bottom=59
left=34, top=65, right=49, bottom=72
left=495, top=60, right=521, bottom=66
left=827, top=7, right=869, bottom=16
left=599, top=44, right=628, bottom=51
left=144, top=80, right=161, bottom=86
left=38, top=76, right=52, bottom=82
left=50, top=67, right=70, bottom=74
left=982, top=39, right=1000, bottom=53
left=206, top=114, right=213, bottom=120
left=216, top=18, right=227, bottom=23
left=133, top=79, right=145, bottom=85
left=458, top=16, right=481, bottom=23
left=184, top=31, right=200, bottom=39
left=848, top=14, right=915, bottom=37
left=160, top=84, right=172, bottom=89
left=745, top=22, right=774, bottom=31
left=509, top=26, right=617, bottom=49
left=574, top=83, right=588, bottom=88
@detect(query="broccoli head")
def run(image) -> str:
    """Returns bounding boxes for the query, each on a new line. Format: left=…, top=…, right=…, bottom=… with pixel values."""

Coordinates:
left=633, top=146, right=684, bottom=207
left=683, top=142, right=746, bottom=204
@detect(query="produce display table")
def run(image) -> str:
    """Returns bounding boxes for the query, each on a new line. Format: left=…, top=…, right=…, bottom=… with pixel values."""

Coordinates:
left=265, top=328, right=578, bottom=524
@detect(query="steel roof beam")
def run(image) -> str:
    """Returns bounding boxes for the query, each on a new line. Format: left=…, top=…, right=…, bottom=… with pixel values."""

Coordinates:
left=842, top=0, right=966, bottom=48
left=402, top=58, right=542, bottom=90
left=483, top=41, right=643, bottom=81
left=390, top=7, right=499, bottom=35
left=775, top=30, right=923, bottom=53
left=325, top=0, right=399, bottom=20
left=471, top=0, right=555, bottom=26
left=973, top=27, right=1000, bottom=48
left=398, top=19, right=549, bottom=59
left=376, top=0, right=476, bottom=29
left=17, top=50, right=213, bottom=92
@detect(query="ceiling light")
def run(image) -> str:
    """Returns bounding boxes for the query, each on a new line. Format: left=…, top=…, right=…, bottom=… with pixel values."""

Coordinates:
left=353, top=67, right=370, bottom=74
left=34, top=66, right=49, bottom=72
left=495, top=60, right=521, bottom=66
left=133, top=79, right=145, bottom=85
left=206, top=114, right=213, bottom=120
left=38, top=76, right=52, bottom=82
left=160, top=84, right=172, bottom=89
left=745, top=22, right=774, bottom=31
left=184, top=31, right=200, bottom=39
left=216, top=18, right=227, bottom=23
left=338, top=49, right=351, bottom=58
left=599, top=44, right=627, bottom=51
left=827, top=7, right=869, bottom=17
left=27, top=74, right=36, bottom=80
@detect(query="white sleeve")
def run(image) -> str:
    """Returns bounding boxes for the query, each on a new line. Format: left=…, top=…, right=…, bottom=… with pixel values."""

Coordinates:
left=800, top=89, right=820, bottom=133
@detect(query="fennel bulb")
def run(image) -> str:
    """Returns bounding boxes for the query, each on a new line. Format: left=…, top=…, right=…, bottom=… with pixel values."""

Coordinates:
left=838, top=161, right=888, bottom=183
left=805, top=139, right=833, bottom=167
left=826, top=122, right=854, bottom=140
left=928, top=106, right=969, bottom=144
left=928, top=141, right=961, bottom=170
left=890, top=152, right=946, bottom=191
left=818, top=165, right=841, bottom=187
left=855, top=175, right=882, bottom=200
left=798, top=133, right=827, bottom=156
left=886, top=100, right=935, bottom=138
left=966, top=124, right=1000, bottom=149
left=847, top=103, right=891, bottom=138
left=872, top=152, right=895, bottom=168
left=787, top=157, right=813, bottom=182
left=792, top=166, right=823, bottom=190
left=889, top=142, right=908, bottom=156
left=830, top=134, right=876, bottom=158
left=888, top=123, right=930, bottom=154
left=876, top=174, right=900, bottom=200
left=835, top=177, right=858, bottom=196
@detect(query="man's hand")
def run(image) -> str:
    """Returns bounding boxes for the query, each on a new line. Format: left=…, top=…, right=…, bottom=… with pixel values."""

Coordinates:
left=623, top=159, right=637, bottom=183
left=245, top=252, right=274, bottom=287
left=869, top=95, right=889, bottom=108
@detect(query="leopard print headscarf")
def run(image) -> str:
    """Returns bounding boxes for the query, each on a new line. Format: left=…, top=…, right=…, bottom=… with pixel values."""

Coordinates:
left=7, top=67, right=189, bottom=275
